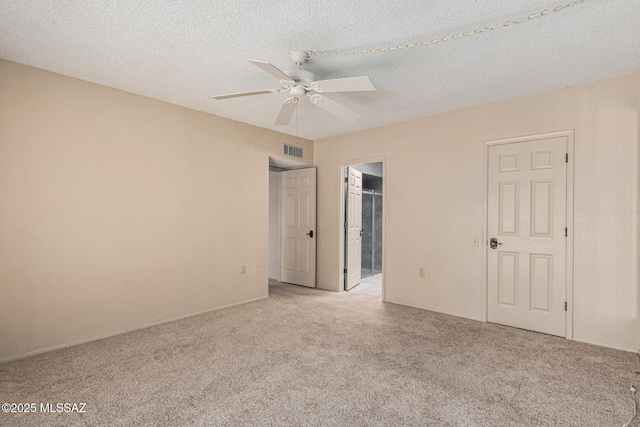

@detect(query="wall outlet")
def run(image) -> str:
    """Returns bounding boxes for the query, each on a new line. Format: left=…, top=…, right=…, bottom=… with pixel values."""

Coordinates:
left=419, top=267, right=426, bottom=278
left=256, top=261, right=262, bottom=271
left=471, top=235, right=479, bottom=246
left=240, top=265, right=246, bottom=274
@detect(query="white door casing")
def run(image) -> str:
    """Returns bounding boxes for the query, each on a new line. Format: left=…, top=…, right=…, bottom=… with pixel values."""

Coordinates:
left=487, top=136, right=567, bottom=337
left=345, top=167, right=362, bottom=290
left=281, top=168, right=316, bottom=288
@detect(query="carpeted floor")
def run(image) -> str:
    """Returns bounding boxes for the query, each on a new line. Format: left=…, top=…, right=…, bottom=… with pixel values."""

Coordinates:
left=1, top=281, right=637, bottom=426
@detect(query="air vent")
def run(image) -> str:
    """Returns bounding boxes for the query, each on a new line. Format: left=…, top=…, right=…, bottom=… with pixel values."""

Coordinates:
left=283, top=144, right=303, bottom=158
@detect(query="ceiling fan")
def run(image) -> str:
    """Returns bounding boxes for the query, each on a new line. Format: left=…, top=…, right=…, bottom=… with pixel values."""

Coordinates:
left=212, top=50, right=376, bottom=126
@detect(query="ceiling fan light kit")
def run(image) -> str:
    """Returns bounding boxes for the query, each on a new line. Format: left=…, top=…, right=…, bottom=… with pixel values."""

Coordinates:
left=212, top=50, right=376, bottom=126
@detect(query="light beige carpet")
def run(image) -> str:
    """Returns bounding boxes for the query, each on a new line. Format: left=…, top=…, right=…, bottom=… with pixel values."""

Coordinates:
left=1, top=281, right=637, bottom=426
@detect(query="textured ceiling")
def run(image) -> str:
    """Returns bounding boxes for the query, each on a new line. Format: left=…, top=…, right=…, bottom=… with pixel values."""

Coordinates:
left=1, top=0, right=639, bottom=140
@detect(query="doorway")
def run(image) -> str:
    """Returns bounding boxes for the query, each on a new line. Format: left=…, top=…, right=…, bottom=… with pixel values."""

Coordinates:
left=268, top=157, right=317, bottom=290
left=485, top=131, right=574, bottom=338
left=343, top=161, right=384, bottom=297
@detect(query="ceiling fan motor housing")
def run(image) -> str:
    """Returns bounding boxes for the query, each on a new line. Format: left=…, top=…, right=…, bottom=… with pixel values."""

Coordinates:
left=284, top=69, right=316, bottom=88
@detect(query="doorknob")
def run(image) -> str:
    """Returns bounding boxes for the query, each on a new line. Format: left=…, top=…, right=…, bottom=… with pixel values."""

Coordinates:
left=490, top=237, right=502, bottom=249
left=306, top=230, right=314, bottom=238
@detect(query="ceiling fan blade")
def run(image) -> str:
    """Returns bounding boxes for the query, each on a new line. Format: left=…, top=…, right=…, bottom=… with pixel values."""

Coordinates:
left=312, top=95, right=362, bottom=123
left=212, top=89, right=275, bottom=100
left=274, top=99, right=297, bottom=126
left=248, top=59, right=292, bottom=81
left=313, top=76, right=376, bottom=93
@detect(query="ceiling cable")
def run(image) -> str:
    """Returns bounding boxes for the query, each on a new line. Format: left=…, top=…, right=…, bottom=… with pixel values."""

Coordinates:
left=309, top=0, right=591, bottom=57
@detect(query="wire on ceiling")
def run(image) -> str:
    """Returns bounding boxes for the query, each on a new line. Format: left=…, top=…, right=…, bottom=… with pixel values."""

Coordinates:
left=309, top=0, right=591, bottom=57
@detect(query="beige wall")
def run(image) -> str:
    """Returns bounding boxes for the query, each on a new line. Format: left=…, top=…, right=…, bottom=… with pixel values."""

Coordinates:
left=0, top=60, right=313, bottom=361
left=315, top=73, right=640, bottom=352
left=1, top=58, right=638, bottom=360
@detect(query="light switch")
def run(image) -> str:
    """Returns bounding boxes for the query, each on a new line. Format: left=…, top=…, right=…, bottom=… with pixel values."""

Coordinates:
left=472, top=235, right=479, bottom=246
left=419, top=267, right=426, bottom=278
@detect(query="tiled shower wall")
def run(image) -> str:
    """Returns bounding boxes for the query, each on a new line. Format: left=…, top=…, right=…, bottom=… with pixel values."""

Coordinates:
left=362, top=192, right=383, bottom=277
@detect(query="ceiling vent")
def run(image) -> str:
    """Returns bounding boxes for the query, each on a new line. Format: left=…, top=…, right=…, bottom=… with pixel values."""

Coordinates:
left=283, top=144, right=303, bottom=159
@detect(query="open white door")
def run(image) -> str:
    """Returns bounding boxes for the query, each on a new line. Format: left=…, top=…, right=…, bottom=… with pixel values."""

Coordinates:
left=280, top=168, right=316, bottom=287
left=487, top=136, right=567, bottom=337
left=345, top=166, right=362, bottom=290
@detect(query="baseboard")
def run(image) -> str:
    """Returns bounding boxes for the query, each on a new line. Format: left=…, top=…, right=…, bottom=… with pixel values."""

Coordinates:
left=572, top=337, right=637, bottom=354
left=0, top=295, right=269, bottom=364
left=385, top=298, right=637, bottom=354
left=384, top=298, right=484, bottom=323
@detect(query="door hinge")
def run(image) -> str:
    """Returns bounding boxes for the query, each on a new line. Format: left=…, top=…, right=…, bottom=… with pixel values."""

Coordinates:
left=564, top=302, right=568, bottom=311
left=345, top=177, right=348, bottom=183
left=566, top=153, right=568, bottom=163
left=343, top=268, right=347, bottom=274
left=344, top=222, right=348, bottom=229
left=565, top=227, right=568, bottom=237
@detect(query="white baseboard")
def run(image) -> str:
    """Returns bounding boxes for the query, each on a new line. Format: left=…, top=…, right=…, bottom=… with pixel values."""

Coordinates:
left=572, top=337, right=637, bottom=354
left=385, top=298, right=637, bottom=354
left=0, top=295, right=269, bottom=364
left=384, top=298, right=484, bottom=323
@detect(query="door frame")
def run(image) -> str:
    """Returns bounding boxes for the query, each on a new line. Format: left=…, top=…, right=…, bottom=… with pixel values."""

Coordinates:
left=268, top=157, right=317, bottom=289
left=484, top=130, right=575, bottom=339
left=337, top=156, right=386, bottom=299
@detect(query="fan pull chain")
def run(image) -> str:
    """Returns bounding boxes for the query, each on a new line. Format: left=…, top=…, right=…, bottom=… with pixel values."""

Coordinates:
left=308, top=0, right=591, bottom=57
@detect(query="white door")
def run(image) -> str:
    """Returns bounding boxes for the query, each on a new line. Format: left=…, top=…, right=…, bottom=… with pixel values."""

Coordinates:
left=487, top=136, right=567, bottom=337
left=345, top=167, right=362, bottom=290
left=281, top=168, right=316, bottom=287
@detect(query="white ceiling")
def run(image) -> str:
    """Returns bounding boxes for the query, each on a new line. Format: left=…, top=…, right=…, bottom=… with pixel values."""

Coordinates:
left=269, top=156, right=310, bottom=170
left=352, top=163, right=383, bottom=178
left=1, top=0, right=639, bottom=141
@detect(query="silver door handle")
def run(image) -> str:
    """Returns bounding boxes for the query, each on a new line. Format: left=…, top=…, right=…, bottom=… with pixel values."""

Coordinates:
left=490, top=237, right=502, bottom=249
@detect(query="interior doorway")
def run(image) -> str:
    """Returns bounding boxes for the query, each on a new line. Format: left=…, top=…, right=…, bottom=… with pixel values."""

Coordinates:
left=268, top=156, right=317, bottom=291
left=343, top=161, right=384, bottom=297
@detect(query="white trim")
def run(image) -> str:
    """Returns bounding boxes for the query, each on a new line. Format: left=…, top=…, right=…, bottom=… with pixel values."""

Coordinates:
left=483, top=130, right=575, bottom=340
left=573, top=338, right=637, bottom=354
left=484, top=130, right=574, bottom=147
left=385, top=298, right=484, bottom=323
left=481, top=138, right=489, bottom=322
left=0, top=295, right=269, bottom=364
left=390, top=298, right=636, bottom=353
left=565, top=132, right=575, bottom=340
left=337, top=156, right=386, bottom=300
